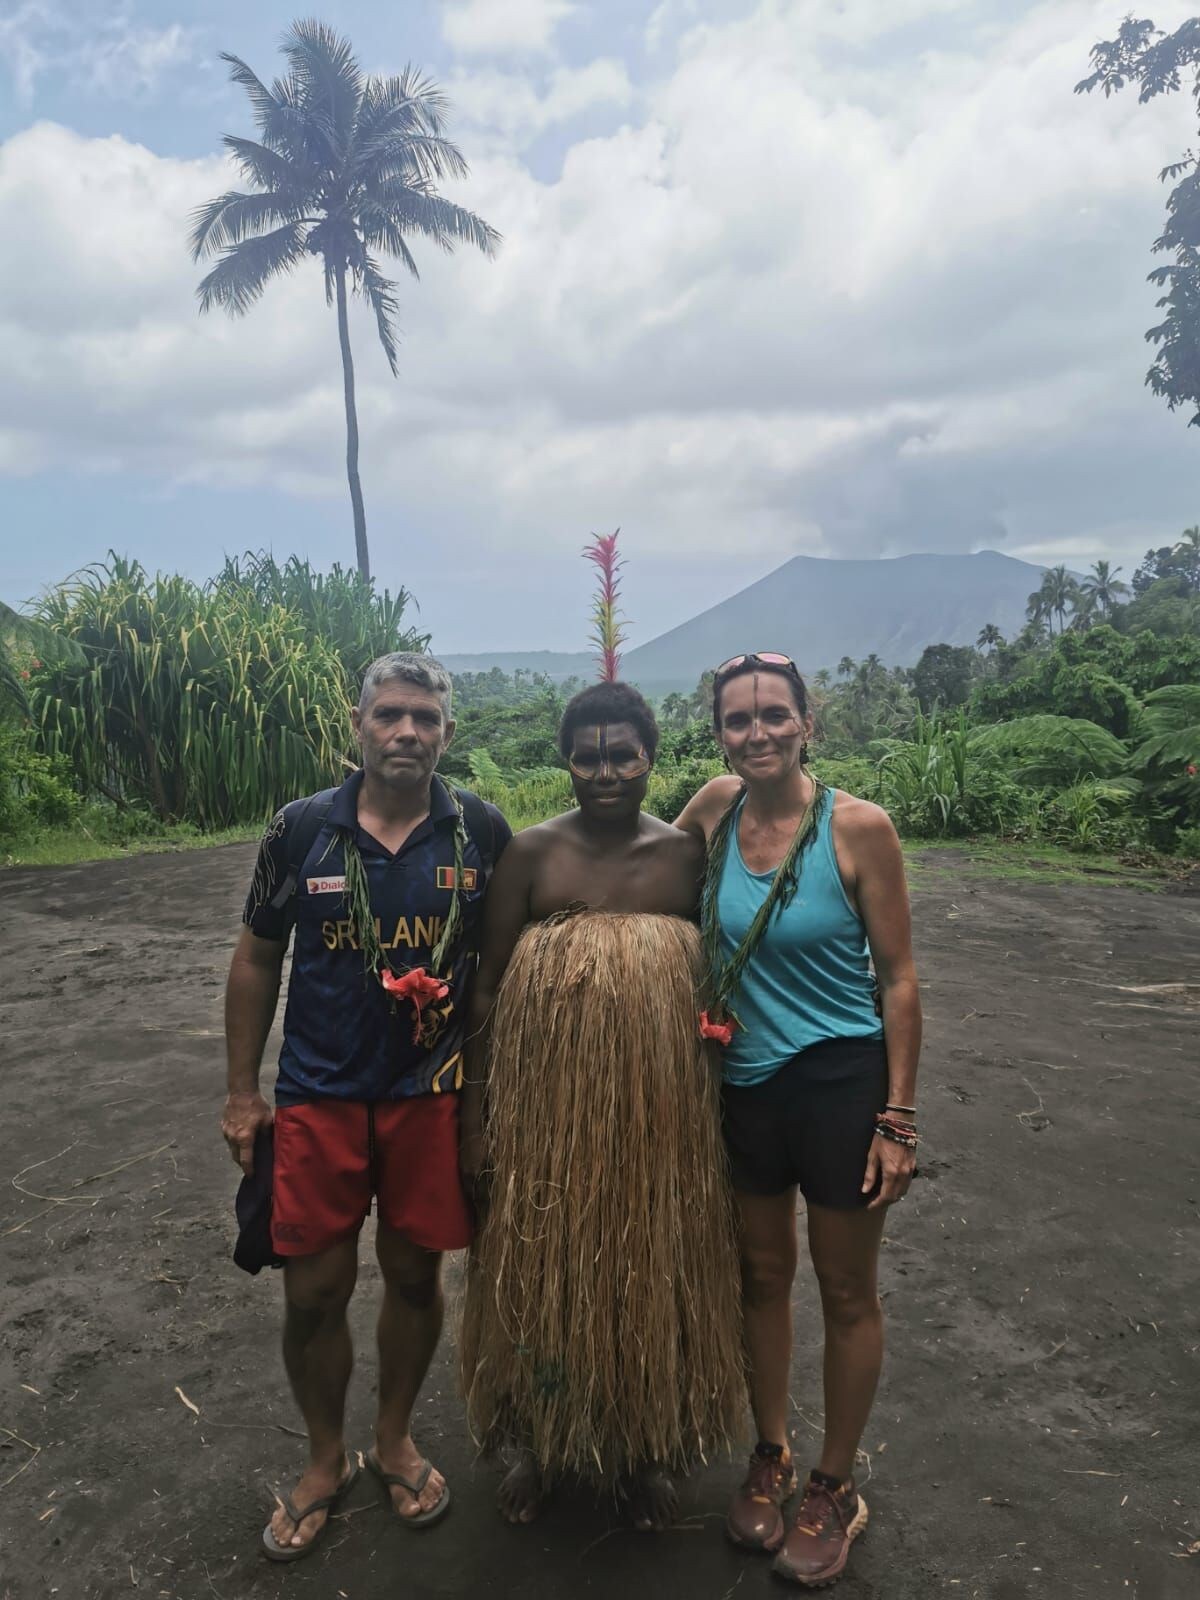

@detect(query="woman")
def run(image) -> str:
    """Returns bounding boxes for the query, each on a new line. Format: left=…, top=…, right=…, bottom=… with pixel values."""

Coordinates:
left=676, top=652, right=921, bottom=1590
left=460, top=680, right=744, bottom=1530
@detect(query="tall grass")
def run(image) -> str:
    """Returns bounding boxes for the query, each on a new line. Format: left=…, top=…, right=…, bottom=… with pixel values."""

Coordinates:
left=214, top=551, right=428, bottom=682
left=877, top=711, right=975, bottom=835
left=468, top=767, right=575, bottom=830
left=29, top=553, right=424, bottom=827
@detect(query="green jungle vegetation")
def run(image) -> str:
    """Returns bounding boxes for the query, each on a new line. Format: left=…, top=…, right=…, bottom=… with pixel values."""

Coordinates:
left=5, top=17, right=1198, bottom=874
left=2, top=540, right=1198, bottom=871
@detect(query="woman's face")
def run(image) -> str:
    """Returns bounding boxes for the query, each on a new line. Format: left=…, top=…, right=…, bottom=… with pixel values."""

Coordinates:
left=716, top=670, right=811, bottom=783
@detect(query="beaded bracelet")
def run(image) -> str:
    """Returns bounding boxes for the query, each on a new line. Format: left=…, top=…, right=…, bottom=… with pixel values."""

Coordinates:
left=875, top=1115, right=919, bottom=1149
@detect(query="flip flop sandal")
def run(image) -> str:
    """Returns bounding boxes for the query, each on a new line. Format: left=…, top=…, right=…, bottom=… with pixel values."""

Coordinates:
left=261, top=1458, right=360, bottom=1563
left=365, top=1447, right=452, bottom=1529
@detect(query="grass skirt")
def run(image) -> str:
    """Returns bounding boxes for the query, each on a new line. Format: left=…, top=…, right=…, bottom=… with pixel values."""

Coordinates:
left=460, top=911, right=746, bottom=1483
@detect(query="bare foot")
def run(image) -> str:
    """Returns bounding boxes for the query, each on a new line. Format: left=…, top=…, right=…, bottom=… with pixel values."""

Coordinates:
left=268, top=1452, right=352, bottom=1552
left=372, top=1435, right=447, bottom=1521
left=621, top=1463, right=678, bottom=1533
left=497, top=1449, right=546, bottom=1524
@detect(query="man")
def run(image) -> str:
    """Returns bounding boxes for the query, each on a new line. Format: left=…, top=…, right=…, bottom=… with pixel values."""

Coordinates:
left=459, top=680, right=744, bottom=1530
left=221, top=652, right=511, bottom=1561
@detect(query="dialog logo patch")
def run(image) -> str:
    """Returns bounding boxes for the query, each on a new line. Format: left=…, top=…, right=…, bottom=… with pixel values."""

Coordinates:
left=306, top=875, right=347, bottom=895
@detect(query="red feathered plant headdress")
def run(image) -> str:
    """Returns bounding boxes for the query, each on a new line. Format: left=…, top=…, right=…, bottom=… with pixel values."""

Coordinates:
left=583, top=529, right=629, bottom=683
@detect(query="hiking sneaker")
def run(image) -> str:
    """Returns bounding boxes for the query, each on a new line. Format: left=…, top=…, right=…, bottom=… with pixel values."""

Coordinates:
left=772, top=1473, right=868, bottom=1587
left=725, top=1445, right=798, bottom=1553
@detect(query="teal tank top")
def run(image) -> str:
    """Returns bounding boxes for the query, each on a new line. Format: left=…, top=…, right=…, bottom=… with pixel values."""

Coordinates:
left=715, top=787, right=882, bottom=1085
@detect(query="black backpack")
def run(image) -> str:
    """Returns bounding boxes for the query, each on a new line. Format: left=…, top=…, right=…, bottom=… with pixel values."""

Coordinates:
left=268, top=778, right=498, bottom=942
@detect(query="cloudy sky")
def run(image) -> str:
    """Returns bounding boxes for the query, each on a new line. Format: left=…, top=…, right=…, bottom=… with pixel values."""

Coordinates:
left=1, top=0, right=1198, bottom=651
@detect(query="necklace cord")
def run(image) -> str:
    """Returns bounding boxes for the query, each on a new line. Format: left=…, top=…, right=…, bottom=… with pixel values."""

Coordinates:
left=339, top=783, right=469, bottom=986
left=701, top=777, right=827, bottom=1025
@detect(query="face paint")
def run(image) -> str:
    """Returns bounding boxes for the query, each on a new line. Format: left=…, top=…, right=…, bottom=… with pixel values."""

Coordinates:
left=751, top=673, right=761, bottom=740
left=567, top=723, right=651, bottom=781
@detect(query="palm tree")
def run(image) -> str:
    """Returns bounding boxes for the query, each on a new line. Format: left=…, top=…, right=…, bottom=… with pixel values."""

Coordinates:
left=1070, top=592, right=1097, bottom=630
left=976, top=623, right=1004, bottom=652
left=1016, top=614, right=1049, bottom=651
left=813, top=668, right=831, bottom=691
left=1173, top=526, right=1200, bottom=592
left=837, top=655, right=856, bottom=679
left=191, top=21, right=499, bottom=580
left=1034, top=566, right=1079, bottom=636
left=1079, top=559, right=1129, bottom=619
left=659, top=692, right=689, bottom=730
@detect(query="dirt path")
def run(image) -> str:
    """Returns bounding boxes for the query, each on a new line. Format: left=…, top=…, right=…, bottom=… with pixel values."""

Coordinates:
left=0, top=845, right=1197, bottom=1600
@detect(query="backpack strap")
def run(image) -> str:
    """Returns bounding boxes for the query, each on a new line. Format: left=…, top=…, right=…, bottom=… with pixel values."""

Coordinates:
left=267, top=782, right=492, bottom=944
left=268, top=787, right=338, bottom=938
left=453, top=784, right=496, bottom=872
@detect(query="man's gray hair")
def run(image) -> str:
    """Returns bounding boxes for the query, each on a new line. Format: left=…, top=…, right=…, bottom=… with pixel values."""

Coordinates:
left=358, top=652, right=453, bottom=717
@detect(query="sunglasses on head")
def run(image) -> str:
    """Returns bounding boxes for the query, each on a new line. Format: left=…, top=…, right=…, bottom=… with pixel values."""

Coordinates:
left=714, top=651, right=799, bottom=679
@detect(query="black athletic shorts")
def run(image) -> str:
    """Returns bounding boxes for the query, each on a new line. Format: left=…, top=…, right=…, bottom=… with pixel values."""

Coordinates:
left=720, top=1037, right=888, bottom=1208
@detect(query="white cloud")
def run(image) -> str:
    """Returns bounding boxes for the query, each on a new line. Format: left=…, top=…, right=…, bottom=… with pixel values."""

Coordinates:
left=84, top=21, right=194, bottom=97
left=0, top=3, right=195, bottom=101
left=441, top=0, right=574, bottom=58
left=0, top=1, right=53, bottom=101
left=3, top=1, right=1200, bottom=645
left=448, top=58, right=633, bottom=145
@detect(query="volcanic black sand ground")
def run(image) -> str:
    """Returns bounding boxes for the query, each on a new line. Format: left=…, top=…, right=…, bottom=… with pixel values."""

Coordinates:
left=0, top=843, right=1197, bottom=1600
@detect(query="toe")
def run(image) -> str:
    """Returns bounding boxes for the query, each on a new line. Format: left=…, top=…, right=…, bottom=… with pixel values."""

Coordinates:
left=421, top=1469, right=446, bottom=1514
left=297, top=1510, right=325, bottom=1546
left=395, top=1466, right=444, bottom=1518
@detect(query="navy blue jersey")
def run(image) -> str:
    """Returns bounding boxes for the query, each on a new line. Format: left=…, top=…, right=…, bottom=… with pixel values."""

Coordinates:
left=244, top=770, right=511, bottom=1105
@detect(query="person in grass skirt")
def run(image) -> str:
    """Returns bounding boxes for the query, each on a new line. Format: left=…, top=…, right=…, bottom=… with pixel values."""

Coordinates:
left=460, top=681, right=745, bottom=1530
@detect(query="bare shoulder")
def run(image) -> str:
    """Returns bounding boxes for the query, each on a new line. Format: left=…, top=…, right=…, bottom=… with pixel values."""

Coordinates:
left=641, top=812, right=705, bottom=863
left=695, top=774, right=742, bottom=810
left=674, top=774, right=742, bottom=839
left=513, top=811, right=580, bottom=844
left=830, top=789, right=899, bottom=846
left=494, top=816, right=568, bottom=864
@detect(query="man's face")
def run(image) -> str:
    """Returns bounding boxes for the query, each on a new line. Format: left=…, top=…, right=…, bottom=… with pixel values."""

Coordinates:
left=717, top=671, right=810, bottom=782
left=352, top=681, right=455, bottom=788
left=567, top=720, right=651, bottom=818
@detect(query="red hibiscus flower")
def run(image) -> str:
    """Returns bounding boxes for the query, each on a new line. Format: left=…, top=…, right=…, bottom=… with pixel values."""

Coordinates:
left=1188, top=764, right=1197, bottom=778
left=381, top=967, right=451, bottom=1043
left=699, top=1010, right=737, bottom=1046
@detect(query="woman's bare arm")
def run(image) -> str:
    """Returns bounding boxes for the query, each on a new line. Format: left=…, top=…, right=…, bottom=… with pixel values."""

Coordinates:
left=838, top=799, right=922, bottom=1208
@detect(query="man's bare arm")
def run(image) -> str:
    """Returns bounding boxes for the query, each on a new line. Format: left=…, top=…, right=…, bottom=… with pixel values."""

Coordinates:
left=221, top=926, right=286, bottom=1177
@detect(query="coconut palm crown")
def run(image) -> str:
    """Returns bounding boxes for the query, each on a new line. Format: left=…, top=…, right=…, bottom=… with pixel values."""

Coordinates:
left=190, top=19, right=499, bottom=580
left=1079, top=559, right=1129, bottom=619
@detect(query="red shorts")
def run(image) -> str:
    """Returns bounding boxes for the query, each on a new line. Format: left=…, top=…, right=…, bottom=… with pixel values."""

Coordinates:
left=270, top=1096, right=473, bottom=1258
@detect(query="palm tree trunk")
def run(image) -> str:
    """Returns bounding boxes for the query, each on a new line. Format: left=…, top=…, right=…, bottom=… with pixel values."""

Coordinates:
left=334, top=265, right=370, bottom=581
